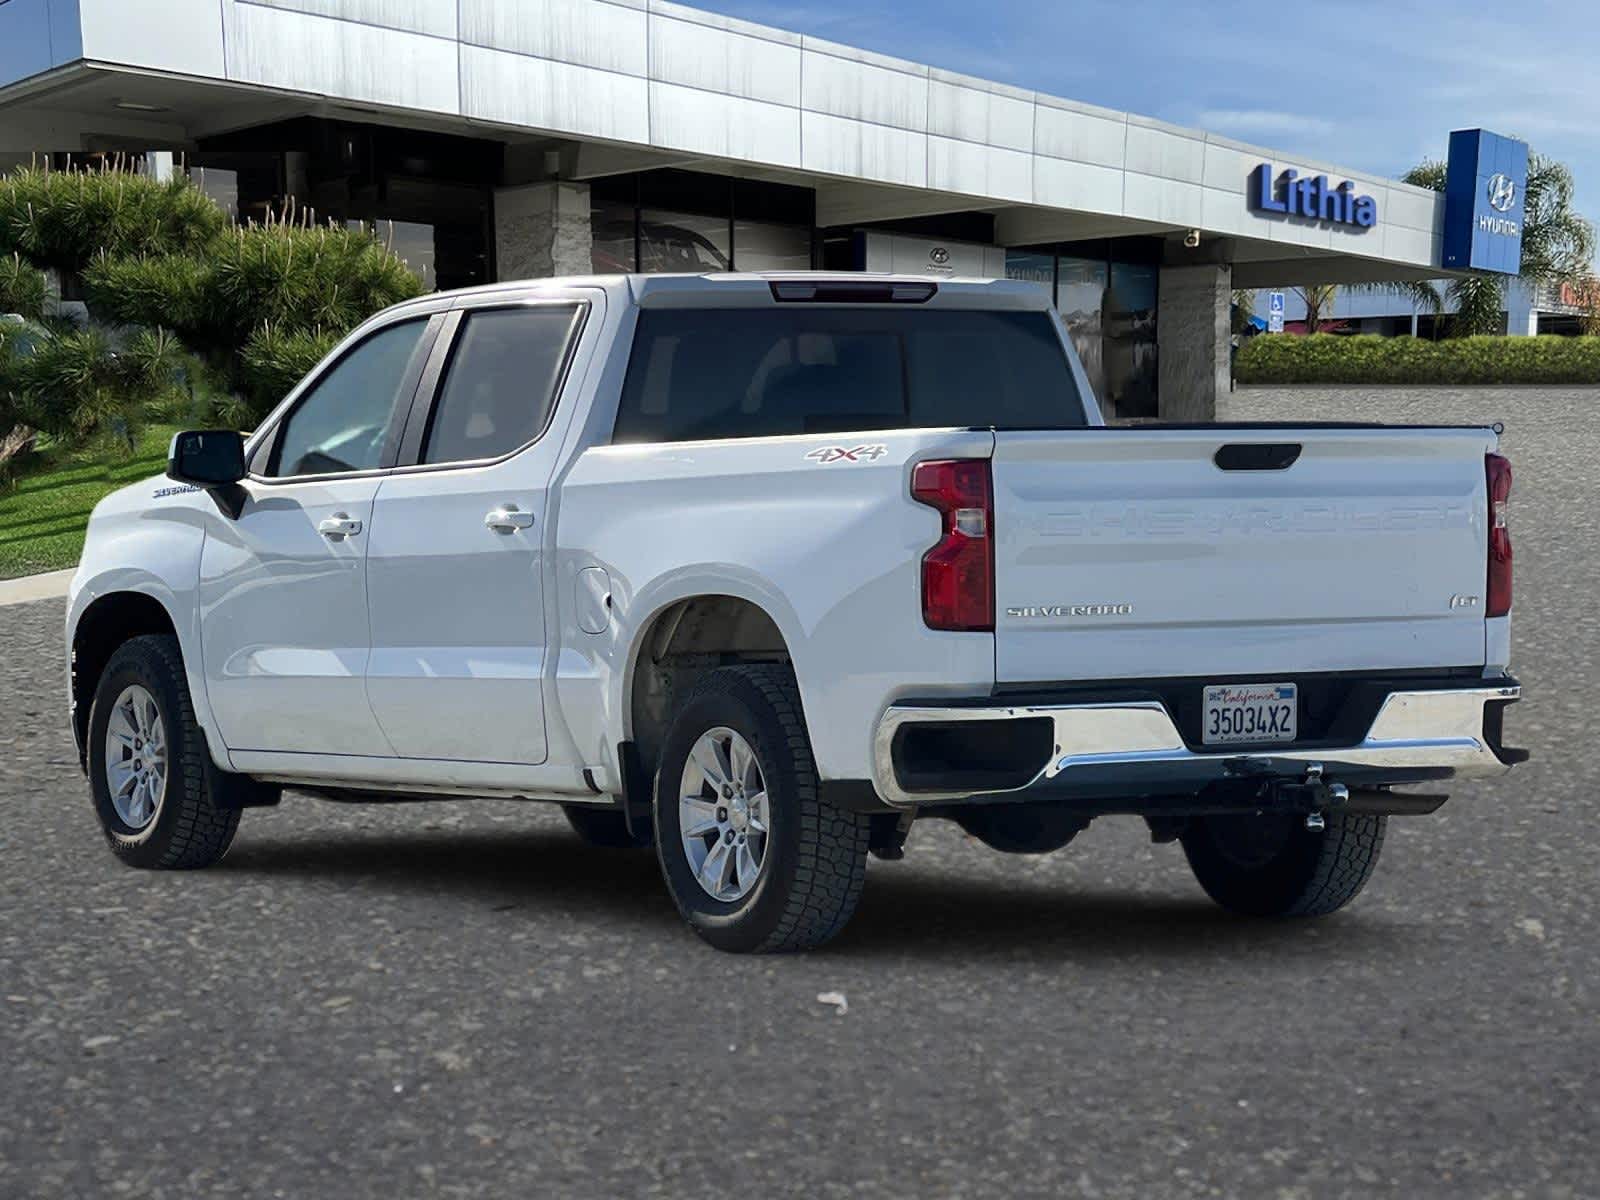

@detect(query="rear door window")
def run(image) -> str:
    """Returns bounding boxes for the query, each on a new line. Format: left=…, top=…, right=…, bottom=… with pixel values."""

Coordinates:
left=420, top=304, right=584, bottom=465
left=613, top=308, right=1085, bottom=444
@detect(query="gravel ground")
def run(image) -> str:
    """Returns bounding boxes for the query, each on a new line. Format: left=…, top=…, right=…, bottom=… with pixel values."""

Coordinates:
left=1, top=386, right=1595, bottom=1198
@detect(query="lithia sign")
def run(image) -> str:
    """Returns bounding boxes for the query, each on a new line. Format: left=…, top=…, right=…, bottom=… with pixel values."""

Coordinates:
left=1249, top=164, right=1378, bottom=229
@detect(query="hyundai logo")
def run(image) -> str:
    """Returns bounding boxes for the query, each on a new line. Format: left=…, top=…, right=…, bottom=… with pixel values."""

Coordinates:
left=1487, top=173, right=1518, bottom=214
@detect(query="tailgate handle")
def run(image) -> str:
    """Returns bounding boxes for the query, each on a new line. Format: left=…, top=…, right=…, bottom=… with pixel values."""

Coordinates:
left=1214, top=443, right=1302, bottom=471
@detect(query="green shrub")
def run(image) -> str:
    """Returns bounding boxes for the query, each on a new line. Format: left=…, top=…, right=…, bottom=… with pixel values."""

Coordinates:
left=0, top=253, right=48, bottom=319
left=85, top=218, right=423, bottom=419
left=234, top=325, right=342, bottom=427
left=1236, top=334, right=1600, bottom=385
left=0, top=162, right=225, bottom=273
left=4, top=323, right=183, bottom=443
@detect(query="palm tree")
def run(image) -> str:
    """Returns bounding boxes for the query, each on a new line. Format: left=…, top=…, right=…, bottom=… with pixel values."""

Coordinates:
left=1293, top=284, right=1340, bottom=334
left=1398, top=153, right=1596, bottom=336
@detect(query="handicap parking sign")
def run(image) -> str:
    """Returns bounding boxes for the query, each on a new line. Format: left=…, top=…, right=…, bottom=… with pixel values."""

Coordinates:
left=1267, top=290, right=1285, bottom=333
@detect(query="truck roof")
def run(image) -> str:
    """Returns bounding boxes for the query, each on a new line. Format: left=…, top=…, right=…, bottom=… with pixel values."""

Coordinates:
left=388, top=272, right=1053, bottom=314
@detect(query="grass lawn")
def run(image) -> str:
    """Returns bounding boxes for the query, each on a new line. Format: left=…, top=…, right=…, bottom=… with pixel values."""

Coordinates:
left=0, top=424, right=179, bottom=580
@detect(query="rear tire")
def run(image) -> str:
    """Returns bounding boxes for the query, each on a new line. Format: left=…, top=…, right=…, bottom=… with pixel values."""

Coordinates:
left=1181, top=809, right=1386, bottom=917
left=563, top=804, right=652, bottom=849
left=87, top=635, right=263, bottom=869
left=653, top=664, right=870, bottom=953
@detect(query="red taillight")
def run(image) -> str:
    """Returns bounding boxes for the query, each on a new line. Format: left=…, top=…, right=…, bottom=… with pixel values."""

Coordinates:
left=911, top=459, right=994, bottom=632
left=1486, top=452, right=1513, bottom=618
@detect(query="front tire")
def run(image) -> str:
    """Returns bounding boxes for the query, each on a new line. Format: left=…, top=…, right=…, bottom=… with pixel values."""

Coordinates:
left=653, top=665, right=870, bottom=953
left=1181, top=809, right=1386, bottom=917
left=87, top=634, right=257, bottom=869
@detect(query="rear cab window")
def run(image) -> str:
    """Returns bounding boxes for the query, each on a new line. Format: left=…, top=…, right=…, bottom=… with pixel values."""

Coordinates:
left=613, top=307, right=1087, bottom=444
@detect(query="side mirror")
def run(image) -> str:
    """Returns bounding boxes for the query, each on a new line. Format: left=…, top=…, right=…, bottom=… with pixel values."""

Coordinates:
left=167, top=430, right=248, bottom=518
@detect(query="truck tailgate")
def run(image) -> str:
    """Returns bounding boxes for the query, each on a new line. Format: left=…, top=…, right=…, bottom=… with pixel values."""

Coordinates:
left=991, top=426, right=1495, bottom=683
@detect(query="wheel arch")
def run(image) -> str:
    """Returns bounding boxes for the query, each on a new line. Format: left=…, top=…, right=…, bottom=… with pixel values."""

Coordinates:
left=68, top=584, right=225, bottom=773
left=622, top=591, right=802, bottom=790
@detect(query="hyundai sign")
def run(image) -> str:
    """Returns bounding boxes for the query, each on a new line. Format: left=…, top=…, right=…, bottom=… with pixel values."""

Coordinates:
left=1250, top=165, right=1378, bottom=229
left=1442, top=129, right=1528, bottom=275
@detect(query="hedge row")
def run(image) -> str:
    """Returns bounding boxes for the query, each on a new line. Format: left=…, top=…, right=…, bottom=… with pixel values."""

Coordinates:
left=1236, top=334, right=1600, bottom=385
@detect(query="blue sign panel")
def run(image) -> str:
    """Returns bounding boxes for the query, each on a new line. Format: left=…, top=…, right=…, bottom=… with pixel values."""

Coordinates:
left=1442, top=129, right=1528, bottom=275
left=1250, top=164, right=1378, bottom=230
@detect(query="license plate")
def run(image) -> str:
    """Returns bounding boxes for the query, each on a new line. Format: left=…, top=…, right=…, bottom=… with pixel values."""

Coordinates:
left=1202, top=682, right=1298, bottom=745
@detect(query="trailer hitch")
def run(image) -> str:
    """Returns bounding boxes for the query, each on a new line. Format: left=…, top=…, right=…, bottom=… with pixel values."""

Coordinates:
left=1267, top=763, right=1349, bottom=831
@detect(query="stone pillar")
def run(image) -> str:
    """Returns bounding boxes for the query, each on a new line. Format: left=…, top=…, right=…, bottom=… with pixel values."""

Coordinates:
left=494, top=181, right=592, bottom=282
left=1157, top=263, right=1231, bottom=422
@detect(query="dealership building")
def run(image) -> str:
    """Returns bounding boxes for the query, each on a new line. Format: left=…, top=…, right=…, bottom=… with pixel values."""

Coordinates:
left=0, top=0, right=1527, bottom=419
left=1257, top=278, right=1590, bottom=338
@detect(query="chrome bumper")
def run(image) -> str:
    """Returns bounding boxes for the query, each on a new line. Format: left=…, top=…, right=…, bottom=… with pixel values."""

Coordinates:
left=872, top=685, right=1521, bottom=809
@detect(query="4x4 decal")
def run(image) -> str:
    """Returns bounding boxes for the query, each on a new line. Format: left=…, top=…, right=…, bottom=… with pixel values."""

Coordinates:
left=805, top=444, right=888, bottom=464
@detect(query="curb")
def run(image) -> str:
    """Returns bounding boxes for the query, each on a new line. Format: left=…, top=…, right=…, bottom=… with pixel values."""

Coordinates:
left=0, top=567, right=74, bottom=607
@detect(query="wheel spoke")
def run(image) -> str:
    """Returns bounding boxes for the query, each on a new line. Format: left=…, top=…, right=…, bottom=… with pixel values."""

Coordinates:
left=730, top=736, right=754, bottom=791
left=112, top=699, right=136, bottom=740
left=681, top=797, right=720, bottom=838
left=745, top=791, right=768, bottom=834
left=736, top=841, right=760, bottom=888
left=690, top=736, right=728, bottom=791
left=698, top=839, right=732, bottom=895
left=109, top=762, right=137, bottom=797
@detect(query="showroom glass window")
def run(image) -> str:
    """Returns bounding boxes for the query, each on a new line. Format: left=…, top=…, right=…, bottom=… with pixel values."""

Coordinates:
left=1004, top=250, right=1054, bottom=300
left=589, top=170, right=814, bottom=274
left=1056, top=256, right=1109, bottom=404
left=734, top=220, right=812, bottom=271
left=1106, top=261, right=1159, bottom=419
left=639, top=209, right=731, bottom=273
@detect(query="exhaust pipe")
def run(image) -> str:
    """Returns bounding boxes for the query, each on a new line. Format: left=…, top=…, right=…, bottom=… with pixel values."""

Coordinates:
left=1341, top=788, right=1449, bottom=816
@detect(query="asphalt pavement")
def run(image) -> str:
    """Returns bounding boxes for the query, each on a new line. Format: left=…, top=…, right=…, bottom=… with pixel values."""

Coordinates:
left=1, top=386, right=1595, bottom=1198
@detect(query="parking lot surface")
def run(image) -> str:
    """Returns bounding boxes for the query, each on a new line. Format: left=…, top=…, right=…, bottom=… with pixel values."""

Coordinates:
left=1, top=386, right=1594, bottom=1198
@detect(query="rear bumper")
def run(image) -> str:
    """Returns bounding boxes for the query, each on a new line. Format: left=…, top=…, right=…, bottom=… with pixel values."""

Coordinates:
left=872, top=680, right=1523, bottom=810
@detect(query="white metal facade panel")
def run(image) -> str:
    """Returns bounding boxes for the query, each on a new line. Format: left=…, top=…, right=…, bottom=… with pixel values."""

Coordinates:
left=800, top=49, right=928, bottom=132
left=648, top=13, right=800, bottom=107
left=1033, top=102, right=1127, bottom=170
left=649, top=81, right=801, bottom=168
left=80, top=0, right=223, bottom=78
left=1033, top=156, right=1123, bottom=216
left=801, top=110, right=927, bottom=188
left=460, top=43, right=649, bottom=144
left=928, top=136, right=1032, bottom=203
left=460, top=0, right=647, bottom=77
left=224, top=2, right=459, bottom=112
left=236, top=0, right=458, bottom=39
left=928, top=79, right=1033, bottom=153
left=1124, top=121, right=1207, bottom=184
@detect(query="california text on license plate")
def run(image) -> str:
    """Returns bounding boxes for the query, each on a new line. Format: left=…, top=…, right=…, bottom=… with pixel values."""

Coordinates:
left=1202, top=682, right=1298, bottom=745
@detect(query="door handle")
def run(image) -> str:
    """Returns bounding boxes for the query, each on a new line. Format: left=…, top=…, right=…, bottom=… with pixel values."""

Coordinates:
left=485, top=506, right=534, bottom=533
left=318, top=513, right=362, bottom=540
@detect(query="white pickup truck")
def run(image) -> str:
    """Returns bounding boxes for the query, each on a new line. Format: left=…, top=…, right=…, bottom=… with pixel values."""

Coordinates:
left=66, top=273, right=1526, bottom=952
